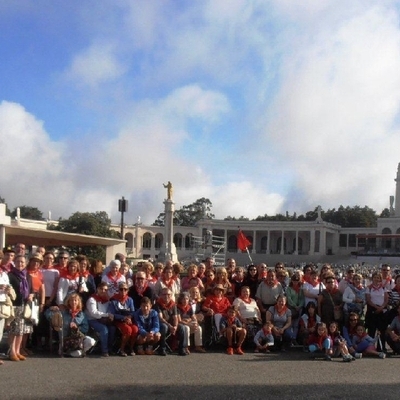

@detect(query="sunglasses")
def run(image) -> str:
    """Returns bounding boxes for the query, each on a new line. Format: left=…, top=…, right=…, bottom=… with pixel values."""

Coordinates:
left=136, top=277, right=145, bottom=280
left=119, top=288, right=128, bottom=291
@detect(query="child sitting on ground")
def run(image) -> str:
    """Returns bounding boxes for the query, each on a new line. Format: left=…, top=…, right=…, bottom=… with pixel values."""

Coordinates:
left=352, top=323, right=386, bottom=359
left=308, top=322, right=332, bottom=361
left=220, top=306, right=247, bottom=355
left=254, top=321, right=274, bottom=353
left=328, top=321, right=354, bottom=362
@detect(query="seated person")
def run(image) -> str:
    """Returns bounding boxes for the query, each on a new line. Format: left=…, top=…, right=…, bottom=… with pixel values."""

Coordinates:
left=108, top=282, right=138, bottom=356
left=387, top=303, right=400, bottom=355
left=352, top=323, right=385, bottom=359
left=266, top=294, right=294, bottom=351
left=177, top=292, right=205, bottom=353
left=85, top=282, right=115, bottom=357
left=220, top=306, right=246, bottom=355
left=254, top=321, right=275, bottom=353
left=232, top=285, right=262, bottom=326
left=298, top=302, right=321, bottom=349
left=46, top=293, right=95, bottom=357
left=128, top=271, right=154, bottom=310
left=308, top=322, right=332, bottom=361
left=154, top=288, right=186, bottom=356
left=202, top=284, right=231, bottom=332
left=134, top=296, right=161, bottom=355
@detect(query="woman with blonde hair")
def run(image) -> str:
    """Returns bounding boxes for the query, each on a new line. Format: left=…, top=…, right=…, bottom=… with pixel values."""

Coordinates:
left=214, top=267, right=233, bottom=301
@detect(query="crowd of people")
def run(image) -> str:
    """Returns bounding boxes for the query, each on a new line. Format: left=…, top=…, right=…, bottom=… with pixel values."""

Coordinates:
left=1, top=244, right=400, bottom=364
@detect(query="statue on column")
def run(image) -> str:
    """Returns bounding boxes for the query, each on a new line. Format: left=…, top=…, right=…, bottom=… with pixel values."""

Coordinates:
left=163, top=181, right=173, bottom=200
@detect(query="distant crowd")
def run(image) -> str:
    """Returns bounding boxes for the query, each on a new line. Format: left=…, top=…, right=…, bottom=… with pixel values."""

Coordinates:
left=1, top=245, right=400, bottom=365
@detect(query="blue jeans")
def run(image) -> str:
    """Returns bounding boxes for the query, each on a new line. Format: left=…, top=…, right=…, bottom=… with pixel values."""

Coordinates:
left=309, top=338, right=331, bottom=353
left=159, top=322, right=185, bottom=351
left=89, top=319, right=115, bottom=353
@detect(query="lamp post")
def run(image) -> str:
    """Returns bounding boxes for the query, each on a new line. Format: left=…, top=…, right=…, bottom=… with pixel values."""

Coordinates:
left=118, top=196, right=128, bottom=239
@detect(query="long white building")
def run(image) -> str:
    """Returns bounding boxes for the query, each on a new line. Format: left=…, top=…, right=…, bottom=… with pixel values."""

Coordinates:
left=116, top=163, right=400, bottom=266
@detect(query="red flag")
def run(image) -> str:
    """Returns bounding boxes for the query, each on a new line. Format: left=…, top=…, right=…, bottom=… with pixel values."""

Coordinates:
left=237, top=229, right=251, bottom=251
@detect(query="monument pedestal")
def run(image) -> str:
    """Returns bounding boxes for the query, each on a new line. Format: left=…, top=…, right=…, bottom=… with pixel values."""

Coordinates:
left=158, top=199, right=178, bottom=263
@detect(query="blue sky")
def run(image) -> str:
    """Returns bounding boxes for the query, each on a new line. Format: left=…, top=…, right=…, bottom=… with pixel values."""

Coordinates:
left=1, top=0, right=400, bottom=225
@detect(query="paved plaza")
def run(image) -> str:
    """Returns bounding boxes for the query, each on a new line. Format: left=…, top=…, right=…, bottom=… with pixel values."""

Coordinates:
left=1, top=350, right=400, bottom=400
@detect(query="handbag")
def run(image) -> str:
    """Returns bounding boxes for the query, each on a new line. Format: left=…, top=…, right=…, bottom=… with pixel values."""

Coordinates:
left=0, top=294, right=14, bottom=318
left=23, top=302, right=32, bottom=319
left=63, top=328, right=85, bottom=354
left=30, top=299, right=40, bottom=326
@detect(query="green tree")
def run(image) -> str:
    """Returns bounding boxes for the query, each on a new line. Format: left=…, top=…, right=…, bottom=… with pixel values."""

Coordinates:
left=49, top=211, right=120, bottom=261
left=153, top=198, right=214, bottom=226
left=11, top=205, right=44, bottom=220
left=380, top=208, right=391, bottom=218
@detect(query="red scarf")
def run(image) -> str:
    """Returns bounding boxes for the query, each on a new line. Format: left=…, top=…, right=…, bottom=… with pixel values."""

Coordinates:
left=177, top=304, right=191, bottom=314
left=70, top=308, right=80, bottom=320
left=307, top=315, right=316, bottom=329
left=275, top=304, right=288, bottom=316
left=156, top=297, right=176, bottom=310
left=240, top=296, right=251, bottom=304
left=135, top=280, right=148, bottom=296
left=92, top=294, right=108, bottom=304
left=308, top=279, right=320, bottom=288
left=227, top=316, right=236, bottom=326
left=161, top=277, right=174, bottom=289
left=370, top=284, right=382, bottom=291
left=112, top=292, right=129, bottom=304
left=80, top=270, right=90, bottom=278
left=107, top=271, right=122, bottom=283
left=60, top=270, right=79, bottom=281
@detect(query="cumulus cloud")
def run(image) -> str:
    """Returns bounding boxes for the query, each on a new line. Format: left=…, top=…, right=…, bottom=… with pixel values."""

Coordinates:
left=64, top=42, right=126, bottom=88
left=3, top=1, right=400, bottom=227
left=265, top=3, right=400, bottom=213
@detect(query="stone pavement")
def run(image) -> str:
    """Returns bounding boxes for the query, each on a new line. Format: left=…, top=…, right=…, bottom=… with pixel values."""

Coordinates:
left=1, top=349, right=400, bottom=400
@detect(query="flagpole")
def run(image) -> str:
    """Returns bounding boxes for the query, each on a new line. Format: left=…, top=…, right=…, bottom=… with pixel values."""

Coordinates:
left=245, top=247, right=253, bottom=263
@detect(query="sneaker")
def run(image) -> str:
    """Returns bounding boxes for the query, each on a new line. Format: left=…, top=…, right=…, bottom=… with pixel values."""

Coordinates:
left=354, top=353, right=362, bottom=359
left=379, top=352, right=386, bottom=359
left=342, top=355, right=351, bottom=362
left=117, top=349, right=127, bottom=357
left=128, top=350, right=136, bottom=356
left=101, top=353, right=109, bottom=357
left=324, top=355, right=332, bottom=361
left=235, top=347, right=244, bottom=355
left=226, top=347, right=234, bottom=355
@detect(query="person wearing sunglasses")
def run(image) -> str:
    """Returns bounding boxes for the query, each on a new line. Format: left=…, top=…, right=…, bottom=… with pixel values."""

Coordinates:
left=128, top=271, right=154, bottom=310
left=108, top=282, right=138, bottom=356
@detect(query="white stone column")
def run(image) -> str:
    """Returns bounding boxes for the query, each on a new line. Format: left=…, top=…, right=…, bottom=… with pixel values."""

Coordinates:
left=309, top=230, right=315, bottom=255
left=280, top=230, right=285, bottom=255
left=252, top=230, right=256, bottom=254
left=267, top=230, right=270, bottom=254
left=159, top=199, right=177, bottom=262
left=294, top=230, right=299, bottom=255
left=320, top=229, right=326, bottom=255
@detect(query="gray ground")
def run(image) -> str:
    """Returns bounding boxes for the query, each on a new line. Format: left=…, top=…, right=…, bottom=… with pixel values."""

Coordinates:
left=1, top=349, right=399, bottom=400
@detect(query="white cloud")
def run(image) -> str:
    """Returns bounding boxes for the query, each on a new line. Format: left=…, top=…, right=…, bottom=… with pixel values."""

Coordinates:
left=64, top=42, right=126, bottom=87
left=265, top=3, right=400, bottom=213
